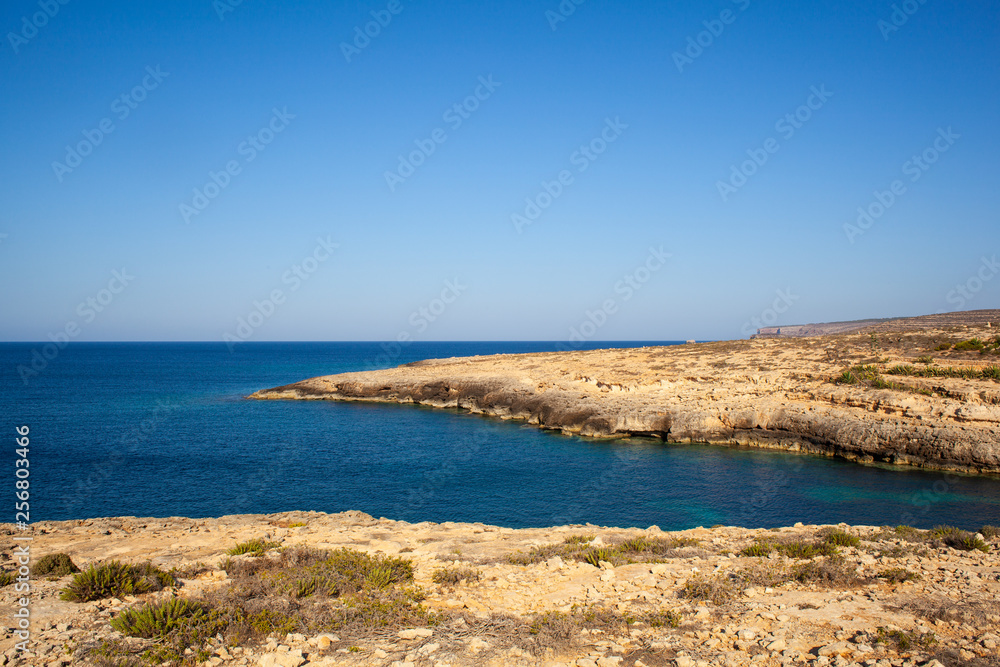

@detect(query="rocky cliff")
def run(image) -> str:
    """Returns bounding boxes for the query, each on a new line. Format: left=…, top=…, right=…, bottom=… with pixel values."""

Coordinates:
left=250, top=324, right=1000, bottom=475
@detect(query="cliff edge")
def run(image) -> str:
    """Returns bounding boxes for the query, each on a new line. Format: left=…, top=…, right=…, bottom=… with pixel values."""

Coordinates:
left=250, top=320, right=1000, bottom=474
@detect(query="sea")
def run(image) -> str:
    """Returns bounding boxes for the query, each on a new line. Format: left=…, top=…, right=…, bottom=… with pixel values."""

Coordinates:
left=2, top=341, right=999, bottom=531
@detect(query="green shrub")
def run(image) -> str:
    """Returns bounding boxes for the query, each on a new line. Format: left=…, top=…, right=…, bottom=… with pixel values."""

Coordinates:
left=823, top=530, right=860, bottom=548
left=934, top=343, right=952, bottom=351
left=60, top=561, right=175, bottom=602
left=33, top=553, right=80, bottom=577
left=888, top=364, right=915, bottom=376
left=563, top=534, right=594, bottom=545
left=431, top=566, right=479, bottom=585
left=877, top=567, right=920, bottom=583
left=980, top=525, right=999, bottom=540
left=739, top=542, right=775, bottom=557
left=930, top=526, right=989, bottom=552
left=618, top=536, right=654, bottom=552
left=835, top=364, right=907, bottom=390
left=110, top=598, right=214, bottom=639
left=777, top=541, right=823, bottom=559
left=874, top=627, right=936, bottom=650
left=915, top=355, right=934, bottom=364
left=582, top=547, right=617, bottom=568
left=954, top=338, right=985, bottom=351
left=226, top=538, right=281, bottom=557
left=837, top=370, right=857, bottom=385
left=0, top=571, right=14, bottom=587
left=642, top=609, right=682, bottom=628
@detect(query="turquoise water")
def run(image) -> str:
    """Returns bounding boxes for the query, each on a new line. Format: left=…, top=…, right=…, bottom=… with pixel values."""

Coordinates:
left=3, top=342, right=999, bottom=530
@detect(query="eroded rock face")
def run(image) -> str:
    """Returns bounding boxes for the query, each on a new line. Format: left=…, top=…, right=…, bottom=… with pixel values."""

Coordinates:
left=250, top=326, right=1000, bottom=474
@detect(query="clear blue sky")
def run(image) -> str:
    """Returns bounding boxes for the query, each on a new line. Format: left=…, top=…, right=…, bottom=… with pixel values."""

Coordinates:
left=2, top=0, right=998, bottom=342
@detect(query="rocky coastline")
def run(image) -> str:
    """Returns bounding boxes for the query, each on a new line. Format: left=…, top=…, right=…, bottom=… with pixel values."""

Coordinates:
left=250, top=321, right=1000, bottom=475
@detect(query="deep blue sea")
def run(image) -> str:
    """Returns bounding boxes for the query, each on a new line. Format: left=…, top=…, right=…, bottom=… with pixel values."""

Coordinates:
left=2, top=342, right=999, bottom=531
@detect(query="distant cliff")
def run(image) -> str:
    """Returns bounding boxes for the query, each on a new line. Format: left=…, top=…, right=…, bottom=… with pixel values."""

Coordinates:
left=252, top=317, right=1000, bottom=474
left=752, top=309, right=1000, bottom=338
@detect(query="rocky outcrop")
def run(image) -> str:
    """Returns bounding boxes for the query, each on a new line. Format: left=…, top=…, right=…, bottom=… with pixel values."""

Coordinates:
left=250, top=325, right=1000, bottom=474
left=2, top=511, right=998, bottom=666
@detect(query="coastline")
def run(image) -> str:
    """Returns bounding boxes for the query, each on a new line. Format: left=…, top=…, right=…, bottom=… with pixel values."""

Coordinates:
left=3, top=511, right=997, bottom=666
left=250, top=323, right=1000, bottom=475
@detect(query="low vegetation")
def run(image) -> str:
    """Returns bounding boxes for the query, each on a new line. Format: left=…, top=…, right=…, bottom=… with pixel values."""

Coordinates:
left=738, top=536, right=840, bottom=559
left=506, top=534, right=701, bottom=567
left=835, top=364, right=906, bottom=390
left=877, top=567, right=920, bottom=583
left=885, top=364, right=1000, bottom=381
left=82, top=547, right=434, bottom=665
left=873, top=626, right=937, bottom=651
left=60, top=561, right=175, bottom=602
left=528, top=604, right=681, bottom=648
left=225, top=538, right=281, bottom=557
left=865, top=524, right=991, bottom=554
left=681, top=557, right=864, bottom=606
left=33, top=552, right=80, bottom=577
left=928, top=526, right=990, bottom=553
left=431, top=565, right=480, bottom=585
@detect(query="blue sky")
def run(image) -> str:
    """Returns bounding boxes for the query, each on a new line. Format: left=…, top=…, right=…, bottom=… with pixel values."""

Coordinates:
left=1, top=0, right=998, bottom=342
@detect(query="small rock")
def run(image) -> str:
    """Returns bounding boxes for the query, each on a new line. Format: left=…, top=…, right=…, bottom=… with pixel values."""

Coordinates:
left=398, top=627, right=433, bottom=640
left=419, top=642, right=441, bottom=656
left=468, top=637, right=489, bottom=653
left=817, top=641, right=852, bottom=657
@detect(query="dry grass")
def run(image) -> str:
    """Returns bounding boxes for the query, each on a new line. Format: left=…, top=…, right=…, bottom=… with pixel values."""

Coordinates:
left=505, top=534, right=702, bottom=568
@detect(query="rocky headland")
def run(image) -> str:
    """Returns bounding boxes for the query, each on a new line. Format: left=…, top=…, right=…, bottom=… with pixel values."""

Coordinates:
left=2, top=512, right=998, bottom=667
left=250, top=314, right=1000, bottom=474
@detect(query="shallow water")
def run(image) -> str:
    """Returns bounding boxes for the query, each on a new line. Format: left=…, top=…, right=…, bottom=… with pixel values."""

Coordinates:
left=3, top=342, right=998, bottom=530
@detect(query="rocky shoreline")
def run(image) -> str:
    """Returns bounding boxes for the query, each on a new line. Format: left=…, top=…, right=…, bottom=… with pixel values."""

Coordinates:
left=249, top=322, right=1000, bottom=475
left=1, top=511, right=998, bottom=667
